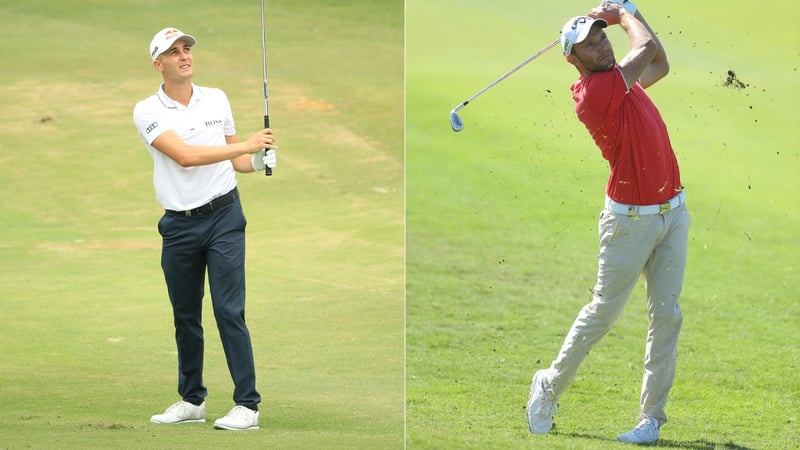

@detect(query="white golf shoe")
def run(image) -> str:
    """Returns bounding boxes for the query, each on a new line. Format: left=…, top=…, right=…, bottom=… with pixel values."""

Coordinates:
left=616, top=417, right=660, bottom=444
left=214, top=405, right=260, bottom=430
left=526, top=369, right=558, bottom=434
left=150, top=401, right=206, bottom=424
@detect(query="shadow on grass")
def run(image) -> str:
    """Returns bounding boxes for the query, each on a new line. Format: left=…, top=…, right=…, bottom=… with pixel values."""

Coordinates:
left=559, top=432, right=754, bottom=449
left=655, top=440, right=755, bottom=450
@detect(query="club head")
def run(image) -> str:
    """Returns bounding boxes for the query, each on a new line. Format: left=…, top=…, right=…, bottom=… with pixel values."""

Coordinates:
left=450, top=110, right=464, bottom=132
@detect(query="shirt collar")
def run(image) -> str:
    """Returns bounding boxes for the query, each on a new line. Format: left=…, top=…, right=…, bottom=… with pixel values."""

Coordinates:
left=156, top=83, right=203, bottom=109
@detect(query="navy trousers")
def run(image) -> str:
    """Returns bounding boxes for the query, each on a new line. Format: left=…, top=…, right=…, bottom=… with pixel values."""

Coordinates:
left=157, top=193, right=260, bottom=410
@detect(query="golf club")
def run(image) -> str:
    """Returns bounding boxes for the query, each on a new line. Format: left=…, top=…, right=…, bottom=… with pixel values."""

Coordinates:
left=450, top=37, right=560, bottom=132
left=261, top=0, right=272, bottom=176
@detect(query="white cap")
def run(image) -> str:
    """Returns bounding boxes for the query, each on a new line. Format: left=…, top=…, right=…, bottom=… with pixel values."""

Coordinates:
left=560, top=16, right=607, bottom=56
left=149, top=27, right=196, bottom=61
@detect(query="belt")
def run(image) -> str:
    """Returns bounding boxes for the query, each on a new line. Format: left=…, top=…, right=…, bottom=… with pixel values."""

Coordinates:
left=165, top=187, right=239, bottom=217
left=607, top=190, right=686, bottom=217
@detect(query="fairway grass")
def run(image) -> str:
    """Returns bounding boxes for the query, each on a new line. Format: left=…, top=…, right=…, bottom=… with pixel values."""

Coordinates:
left=0, top=0, right=403, bottom=448
left=407, top=1, right=799, bottom=449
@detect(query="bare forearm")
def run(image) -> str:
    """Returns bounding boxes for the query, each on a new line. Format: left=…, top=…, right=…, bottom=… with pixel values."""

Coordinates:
left=620, top=10, right=656, bottom=60
left=617, top=10, right=657, bottom=87
left=635, top=10, right=669, bottom=83
left=232, top=154, right=255, bottom=172
left=163, top=141, right=253, bottom=168
left=152, top=128, right=274, bottom=168
left=225, top=134, right=256, bottom=172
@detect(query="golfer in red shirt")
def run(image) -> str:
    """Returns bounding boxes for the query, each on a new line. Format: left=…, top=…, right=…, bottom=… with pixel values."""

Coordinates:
left=526, top=1, right=690, bottom=444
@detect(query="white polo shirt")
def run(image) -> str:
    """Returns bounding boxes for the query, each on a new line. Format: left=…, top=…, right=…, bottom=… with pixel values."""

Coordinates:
left=133, top=84, right=238, bottom=211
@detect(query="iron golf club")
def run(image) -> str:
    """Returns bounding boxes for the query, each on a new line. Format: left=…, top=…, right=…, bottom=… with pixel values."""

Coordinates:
left=450, top=37, right=560, bottom=132
left=260, top=0, right=272, bottom=176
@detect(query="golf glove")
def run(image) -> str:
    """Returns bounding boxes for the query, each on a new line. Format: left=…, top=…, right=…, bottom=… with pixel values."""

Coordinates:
left=601, top=0, right=637, bottom=15
left=251, top=149, right=277, bottom=171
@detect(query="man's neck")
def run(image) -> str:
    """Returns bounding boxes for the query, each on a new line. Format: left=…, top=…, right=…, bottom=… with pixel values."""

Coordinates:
left=162, top=79, right=193, bottom=106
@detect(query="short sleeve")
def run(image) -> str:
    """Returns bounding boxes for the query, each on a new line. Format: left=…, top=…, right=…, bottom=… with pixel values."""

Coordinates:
left=133, top=100, right=170, bottom=145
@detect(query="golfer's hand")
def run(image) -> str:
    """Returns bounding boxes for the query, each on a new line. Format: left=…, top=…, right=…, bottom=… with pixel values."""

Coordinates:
left=590, top=2, right=624, bottom=25
left=251, top=149, right=277, bottom=171
left=245, top=128, right=277, bottom=153
left=601, top=0, right=636, bottom=15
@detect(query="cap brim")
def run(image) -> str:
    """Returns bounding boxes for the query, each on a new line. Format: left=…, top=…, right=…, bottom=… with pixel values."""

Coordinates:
left=576, top=19, right=607, bottom=45
left=157, top=35, right=197, bottom=59
left=179, top=35, right=196, bottom=46
left=172, top=35, right=196, bottom=48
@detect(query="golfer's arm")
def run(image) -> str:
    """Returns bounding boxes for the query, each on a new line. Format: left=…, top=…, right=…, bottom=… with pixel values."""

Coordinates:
left=635, top=10, right=669, bottom=88
left=617, top=10, right=657, bottom=90
left=227, top=135, right=257, bottom=173
left=151, top=130, right=252, bottom=168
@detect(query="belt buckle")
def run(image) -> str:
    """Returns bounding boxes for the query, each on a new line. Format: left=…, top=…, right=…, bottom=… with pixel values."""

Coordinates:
left=659, top=202, right=671, bottom=214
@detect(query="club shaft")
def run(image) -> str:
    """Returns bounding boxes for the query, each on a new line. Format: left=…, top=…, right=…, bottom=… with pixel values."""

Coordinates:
left=261, top=0, right=272, bottom=176
left=453, top=37, right=560, bottom=113
left=261, top=0, right=268, bottom=117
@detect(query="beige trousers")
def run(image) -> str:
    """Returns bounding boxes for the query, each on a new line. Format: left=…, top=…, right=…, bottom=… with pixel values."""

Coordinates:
left=547, top=200, right=691, bottom=424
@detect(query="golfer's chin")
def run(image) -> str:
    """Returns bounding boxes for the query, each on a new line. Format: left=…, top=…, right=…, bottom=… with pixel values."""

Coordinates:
left=598, top=55, right=615, bottom=71
left=591, top=61, right=615, bottom=73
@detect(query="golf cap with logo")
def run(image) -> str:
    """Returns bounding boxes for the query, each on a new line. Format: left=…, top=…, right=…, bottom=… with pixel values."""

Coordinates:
left=149, top=27, right=196, bottom=61
left=560, top=16, right=608, bottom=56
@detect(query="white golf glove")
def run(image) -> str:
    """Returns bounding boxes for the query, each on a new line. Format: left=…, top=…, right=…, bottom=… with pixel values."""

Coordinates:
left=251, top=149, right=277, bottom=171
left=602, top=0, right=637, bottom=15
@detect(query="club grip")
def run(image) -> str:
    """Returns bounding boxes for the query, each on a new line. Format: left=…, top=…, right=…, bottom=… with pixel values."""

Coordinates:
left=264, top=115, right=272, bottom=176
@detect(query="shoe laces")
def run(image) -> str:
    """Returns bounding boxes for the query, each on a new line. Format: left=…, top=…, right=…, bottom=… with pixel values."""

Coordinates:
left=631, top=418, right=658, bottom=436
left=226, top=405, right=253, bottom=419
left=535, top=385, right=559, bottom=417
left=166, top=401, right=187, bottom=413
left=638, top=417, right=658, bottom=430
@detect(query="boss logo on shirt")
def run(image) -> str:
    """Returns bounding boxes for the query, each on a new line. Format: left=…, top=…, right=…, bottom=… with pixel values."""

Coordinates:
left=205, top=119, right=223, bottom=128
left=146, top=122, right=159, bottom=134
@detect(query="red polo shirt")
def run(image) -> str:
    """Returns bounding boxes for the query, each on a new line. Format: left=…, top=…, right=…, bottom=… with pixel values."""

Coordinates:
left=571, top=66, right=682, bottom=205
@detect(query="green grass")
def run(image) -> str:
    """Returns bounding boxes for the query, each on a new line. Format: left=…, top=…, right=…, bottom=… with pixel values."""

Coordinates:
left=0, top=0, right=403, bottom=448
left=407, top=1, right=799, bottom=449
